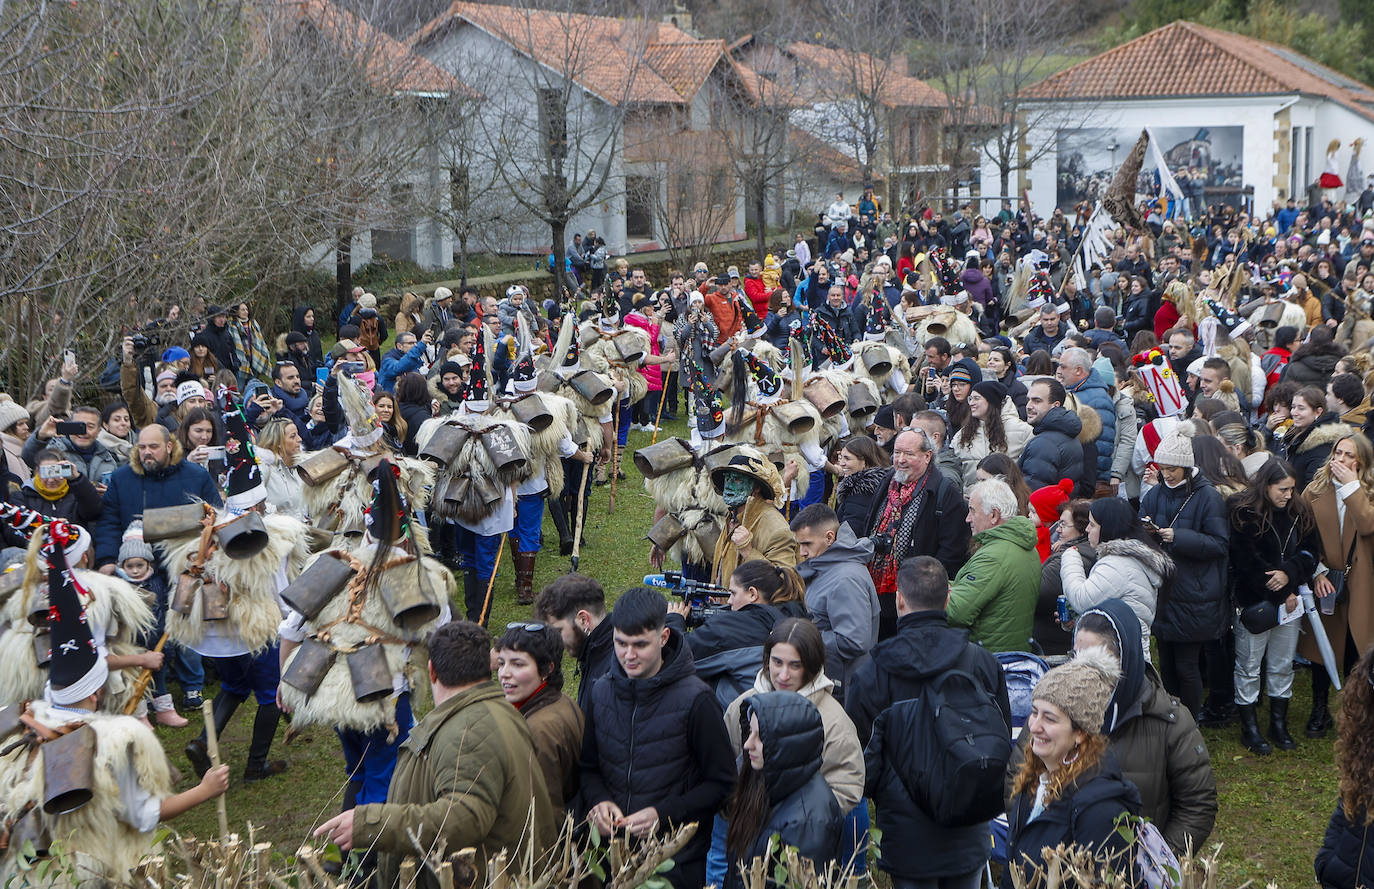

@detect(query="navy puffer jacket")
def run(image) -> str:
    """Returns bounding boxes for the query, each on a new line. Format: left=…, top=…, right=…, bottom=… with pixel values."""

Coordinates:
left=724, top=692, right=844, bottom=889
left=1139, top=475, right=1230, bottom=642
left=1316, top=802, right=1374, bottom=889
left=1067, top=370, right=1116, bottom=477
left=1018, top=406, right=1084, bottom=490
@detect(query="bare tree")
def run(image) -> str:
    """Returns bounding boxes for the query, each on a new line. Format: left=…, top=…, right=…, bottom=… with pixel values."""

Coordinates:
left=420, top=0, right=650, bottom=300
left=628, top=143, right=735, bottom=272
left=0, top=0, right=461, bottom=397
left=430, top=98, right=504, bottom=285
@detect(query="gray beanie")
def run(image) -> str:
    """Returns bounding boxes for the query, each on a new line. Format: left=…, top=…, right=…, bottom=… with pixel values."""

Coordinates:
left=118, top=522, right=155, bottom=565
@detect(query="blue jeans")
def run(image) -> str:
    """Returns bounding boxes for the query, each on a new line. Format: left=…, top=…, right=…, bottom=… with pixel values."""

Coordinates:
left=509, top=493, right=544, bottom=553
left=616, top=397, right=632, bottom=448
left=213, top=644, right=281, bottom=706
left=337, top=692, right=413, bottom=806
left=457, top=527, right=504, bottom=581
left=789, top=468, right=827, bottom=513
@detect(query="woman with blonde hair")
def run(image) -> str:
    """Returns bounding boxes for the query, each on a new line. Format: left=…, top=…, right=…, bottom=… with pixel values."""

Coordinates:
left=1003, top=648, right=1140, bottom=887
left=256, top=416, right=305, bottom=520
left=1301, top=432, right=1374, bottom=739
left=371, top=390, right=408, bottom=451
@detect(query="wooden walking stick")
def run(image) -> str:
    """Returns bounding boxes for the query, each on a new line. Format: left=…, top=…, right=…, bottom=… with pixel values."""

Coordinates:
left=478, top=536, right=506, bottom=627
left=571, top=460, right=590, bottom=573
left=650, top=375, right=669, bottom=445
left=123, top=631, right=169, bottom=715
left=200, top=699, right=230, bottom=839
left=609, top=395, right=621, bottom=514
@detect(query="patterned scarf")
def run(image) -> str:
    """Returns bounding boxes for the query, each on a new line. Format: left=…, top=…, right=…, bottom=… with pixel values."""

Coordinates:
left=868, top=469, right=931, bottom=594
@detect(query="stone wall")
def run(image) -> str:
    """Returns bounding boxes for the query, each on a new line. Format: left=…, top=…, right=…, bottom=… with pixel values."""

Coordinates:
left=376, top=239, right=766, bottom=315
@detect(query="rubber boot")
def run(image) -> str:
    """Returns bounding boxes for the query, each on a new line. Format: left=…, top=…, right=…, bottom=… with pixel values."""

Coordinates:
left=548, top=497, right=575, bottom=557
left=515, top=552, right=537, bottom=606
left=462, top=569, right=483, bottom=623
left=152, top=693, right=189, bottom=728
left=1197, top=699, right=1236, bottom=728
left=1268, top=697, right=1297, bottom=750
left=1307, top=669, right=1333, bottom=737
left=1237, top=703, right=1272, bottom=755
left=186, top=690, right=246, bottom=777
left=244, top=701, right=288, bottom=782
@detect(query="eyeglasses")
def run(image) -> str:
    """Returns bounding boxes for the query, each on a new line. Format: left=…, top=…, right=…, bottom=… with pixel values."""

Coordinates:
left=506, top=622, right=545, bottom=632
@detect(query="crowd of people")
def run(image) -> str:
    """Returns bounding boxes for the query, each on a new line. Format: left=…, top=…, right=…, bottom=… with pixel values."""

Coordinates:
left=5, top=184, right=1374, bottom=889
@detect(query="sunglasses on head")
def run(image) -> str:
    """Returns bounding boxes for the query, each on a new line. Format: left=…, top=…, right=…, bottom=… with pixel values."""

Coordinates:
left=506, top=622, right=545, bottom=632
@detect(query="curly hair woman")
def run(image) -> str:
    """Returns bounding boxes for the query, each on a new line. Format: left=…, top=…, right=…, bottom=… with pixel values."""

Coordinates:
left=1315, top=646, right=1374, bottom=888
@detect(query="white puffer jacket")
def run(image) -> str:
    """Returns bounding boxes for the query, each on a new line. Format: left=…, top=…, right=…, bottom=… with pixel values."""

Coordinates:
left=1061, top=537, right=1173, bottom=659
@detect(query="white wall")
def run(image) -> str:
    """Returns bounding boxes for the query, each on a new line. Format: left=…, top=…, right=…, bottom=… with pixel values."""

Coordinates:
left=978, top=95, right=1374, bottom=219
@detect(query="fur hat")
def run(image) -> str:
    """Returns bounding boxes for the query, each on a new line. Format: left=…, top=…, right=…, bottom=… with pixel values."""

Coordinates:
left=0, top=394, right=30, bottom=433
left=44, top=520, right=107, bottom=706
left=1153, top=429, right=1195, bottom=469
left=1032, top=646, right=1121, bottom=733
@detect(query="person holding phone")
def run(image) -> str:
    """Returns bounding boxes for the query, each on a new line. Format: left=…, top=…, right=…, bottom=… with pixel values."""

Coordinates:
left=176, top=407, right=224, bottom=472
left=23, top=405, right=122, bottom=490
left=17, top=449, right=103, bottom=523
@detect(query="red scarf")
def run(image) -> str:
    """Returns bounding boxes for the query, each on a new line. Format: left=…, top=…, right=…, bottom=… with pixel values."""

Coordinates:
left=868, top=477, right=920, bottom=594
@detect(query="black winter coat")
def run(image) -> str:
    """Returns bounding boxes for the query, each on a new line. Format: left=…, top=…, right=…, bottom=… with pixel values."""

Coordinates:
left=200, top=320, right=240, bottom=373
left=1002, top=755, right=1141, bottom=889
left=667, top=601, right=809, bottom=709
left=1227, top=500, right=1319, bottom=609
left=574, top=617, right=615, bottom=714
left=17, top=476, right=103, bottom=526
left=579, top=630, right=735, bottom=889
left=1283, top=342, right=1346, bottom=388
left=835, top=467, right=886, bottom=537
left=861, top=467, right=971, bottom=581
left=1140, top=477, right=1230, bottom=642
left=1316, top=802, right=1374, bottom=889
left=1282, top=413, right=1352, bottom=490
left=998, top=369, right=1029, bottom=420
left=847, top=611, right=1010, bottom=880
left=725, top=692, right=843, bottom=889
left=1018, top=406, right=1085, bottom=491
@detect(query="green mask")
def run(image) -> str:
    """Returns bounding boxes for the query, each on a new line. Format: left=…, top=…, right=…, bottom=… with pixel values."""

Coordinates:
left=722, top=472, right=754, bottom=507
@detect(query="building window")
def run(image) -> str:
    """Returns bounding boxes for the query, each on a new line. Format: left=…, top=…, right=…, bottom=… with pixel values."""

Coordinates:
left=708, top=169, right=729, bottom=207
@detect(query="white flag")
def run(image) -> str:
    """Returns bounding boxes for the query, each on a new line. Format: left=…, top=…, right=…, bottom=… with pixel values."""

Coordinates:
left=1146, top=128, right=1186, bottom=203
left=1074, top=202, right=1115, bottom=291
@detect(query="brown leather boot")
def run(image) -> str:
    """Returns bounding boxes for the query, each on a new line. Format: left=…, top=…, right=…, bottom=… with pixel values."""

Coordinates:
left=514, top=551, right=537, bottom=605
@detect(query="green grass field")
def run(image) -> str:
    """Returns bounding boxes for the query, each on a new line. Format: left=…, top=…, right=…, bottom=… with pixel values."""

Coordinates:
left=163, top=408, right=1339, bottom=887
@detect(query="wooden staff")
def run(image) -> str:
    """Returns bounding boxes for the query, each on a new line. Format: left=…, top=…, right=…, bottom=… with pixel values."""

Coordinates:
left=571, top=460, right=589, bottom=573
left=649, top=388, right=667, bottom=445
left=609, top=396, right=621, bottom=514
left=122, top=631, right=170, bottom=715
left=201, top=699, right=229, bottom=839
left=478, top=536, right=506, bottom=627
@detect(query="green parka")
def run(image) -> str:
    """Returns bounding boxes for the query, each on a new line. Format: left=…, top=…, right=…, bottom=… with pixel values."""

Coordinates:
left=947, top=515, right=1040, bottom=652
left=352, top=682, right=558, bottom=889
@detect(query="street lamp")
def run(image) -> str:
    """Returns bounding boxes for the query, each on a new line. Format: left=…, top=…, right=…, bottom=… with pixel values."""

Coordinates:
left=1107, top=138, right=1119, bottom=169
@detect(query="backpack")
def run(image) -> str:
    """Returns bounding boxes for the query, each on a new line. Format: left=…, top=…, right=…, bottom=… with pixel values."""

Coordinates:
left=880, top=668, right=1012, bottom=827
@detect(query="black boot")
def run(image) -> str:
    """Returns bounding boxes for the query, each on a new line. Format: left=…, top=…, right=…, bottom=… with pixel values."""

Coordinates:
left=244, top=701, right=288, bottom=782
left=548, top=497, right=575, bottom=557
left=1307, top=670, right=1333, bottom=737
left=1197, top=699, right=1236, bottom=728
left=185, top=690, right=245, bottom=778
left=1268, top=697, right=1297, bottom=750
left=462, top=569, right=483, bottom=623
left=1237, top=703, right=1272, bottom=755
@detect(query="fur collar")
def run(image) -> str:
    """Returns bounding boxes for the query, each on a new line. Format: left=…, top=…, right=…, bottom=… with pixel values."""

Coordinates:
left=1097, top=537, right=1175, bottom=579
left=1294, top=418, right=1353, bottom=454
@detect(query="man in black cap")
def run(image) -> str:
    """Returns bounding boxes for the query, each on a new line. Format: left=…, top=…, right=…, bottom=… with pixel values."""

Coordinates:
left=283, top=329, right=322, bottom=382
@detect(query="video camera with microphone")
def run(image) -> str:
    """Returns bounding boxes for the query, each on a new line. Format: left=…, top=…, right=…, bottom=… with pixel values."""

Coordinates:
left=643, top=572, right=729, bottom=628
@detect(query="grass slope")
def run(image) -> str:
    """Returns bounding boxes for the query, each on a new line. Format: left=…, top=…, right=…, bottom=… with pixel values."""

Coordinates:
left=163, top=408, right=1338, bottom=886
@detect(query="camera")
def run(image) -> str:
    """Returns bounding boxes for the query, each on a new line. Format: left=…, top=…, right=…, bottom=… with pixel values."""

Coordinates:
left=643, top=572, right=729, bottom=628
left=871, top=532, right=893, bottom=557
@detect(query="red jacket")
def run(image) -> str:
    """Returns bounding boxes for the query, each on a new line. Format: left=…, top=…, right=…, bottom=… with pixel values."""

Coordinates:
left=1153, top=301, right=1181, bottom=340
left=743, top=276, right=769, bottom=319
left=705, top=289, right=743, bottom=340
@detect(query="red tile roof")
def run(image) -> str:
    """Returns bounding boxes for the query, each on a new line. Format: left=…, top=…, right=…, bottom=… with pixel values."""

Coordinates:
left=280, top=0, right=473, bottom=97
left=409, top=2, right=729, bottom=106
left=1024, top=21, right=1374, bottom=123
left=786, top=42, right=949, bottom=109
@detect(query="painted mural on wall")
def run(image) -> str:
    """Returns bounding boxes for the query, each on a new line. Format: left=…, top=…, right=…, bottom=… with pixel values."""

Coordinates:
left=1056, top=126, right=1244, bottom=211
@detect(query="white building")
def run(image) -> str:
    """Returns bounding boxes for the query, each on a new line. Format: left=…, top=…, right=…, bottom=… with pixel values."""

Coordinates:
left=981, top=21, right=1374, bottom=218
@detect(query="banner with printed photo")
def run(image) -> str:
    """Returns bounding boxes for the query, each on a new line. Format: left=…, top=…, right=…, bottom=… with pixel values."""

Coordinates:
left=1056, top=126, right=1244, bottom=212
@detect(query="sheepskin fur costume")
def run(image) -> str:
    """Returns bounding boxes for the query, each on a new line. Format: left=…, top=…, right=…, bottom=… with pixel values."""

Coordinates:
left=850, top=341, right=910, bottom=400
left=0, top=701, right=174, bottom=886
left=643, top=444, right=733, bottom=564
left=913, top=308, right=980, bottom=351
left=492, top=391, right=576, bottom=498
left=157, top=512, right=309, bottom=653
left=298, top=450, right=435, bottom=544
left=415, top=413, right=531, bottom=525
left=279, top=544, right=452, bottom=733
left=580, top=322, right=651, bottom=406
left=542, top=373, right=609, bottom=455
left=0, top=569, right=153, bottom=711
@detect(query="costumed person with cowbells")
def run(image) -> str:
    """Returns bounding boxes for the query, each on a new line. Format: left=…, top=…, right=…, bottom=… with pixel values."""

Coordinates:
left=709, top=449, right=799, bottom=587
left=278, top=456, right=452, bottom=883
left=0, top=520, right=229, bottom=887
left=162, top=388, right=310, bottom=783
